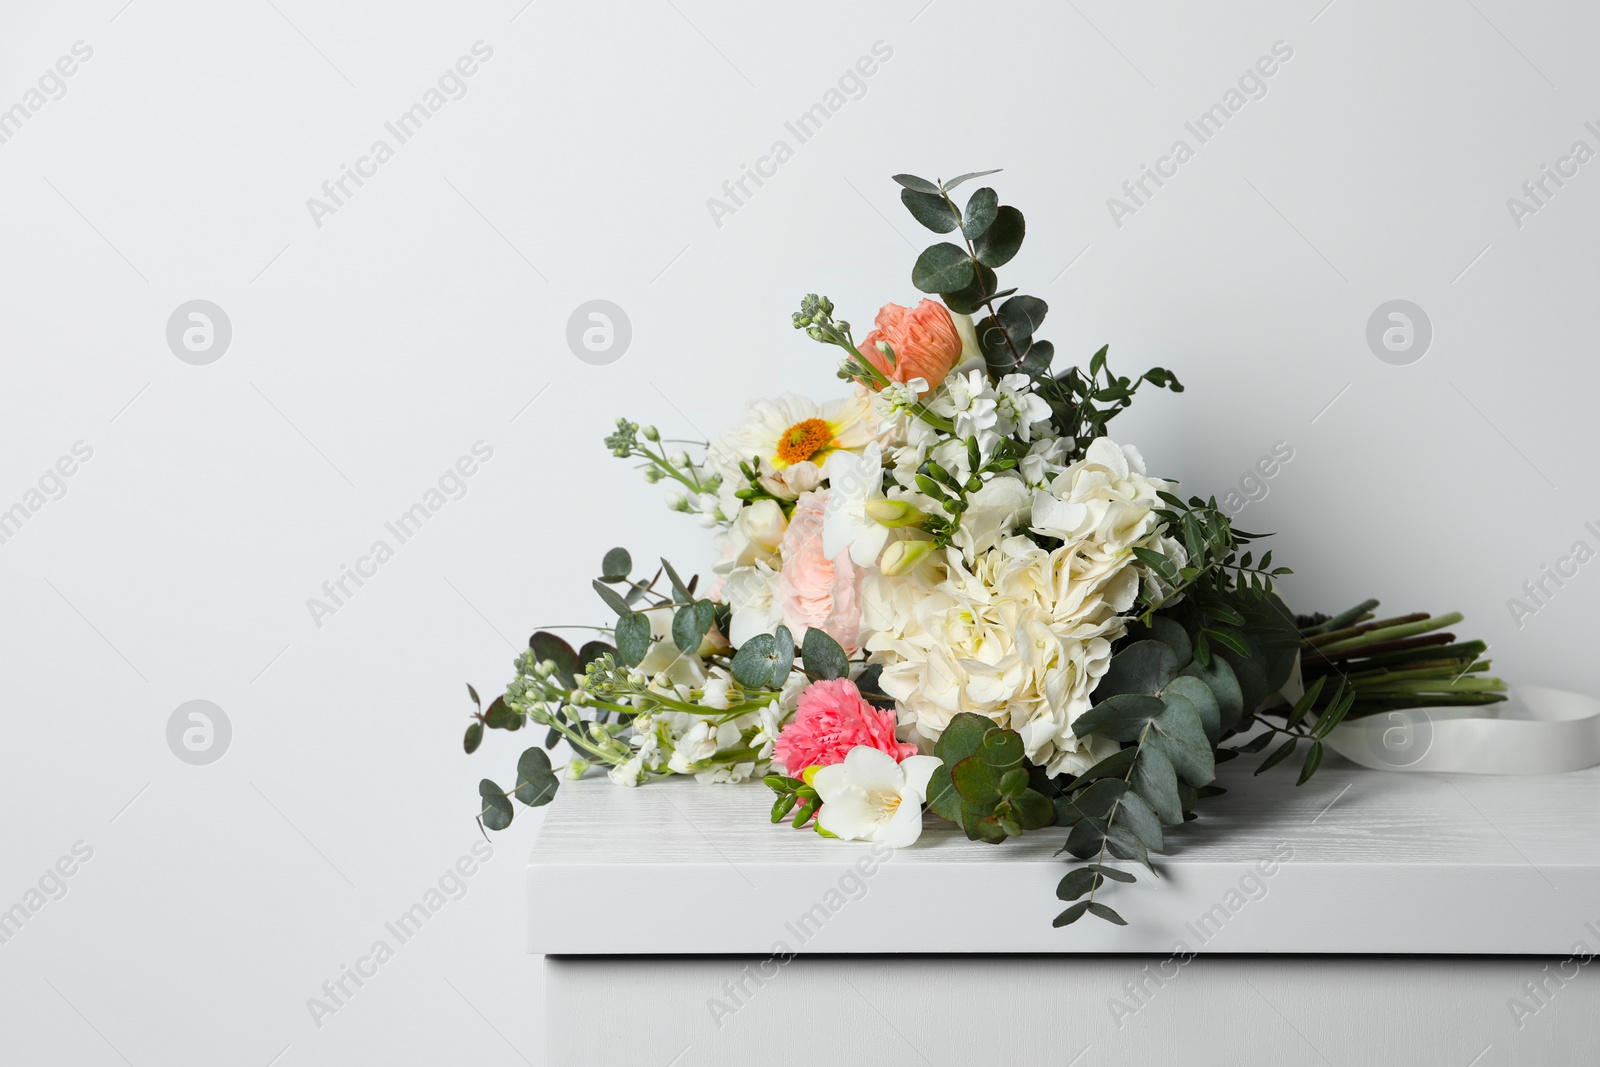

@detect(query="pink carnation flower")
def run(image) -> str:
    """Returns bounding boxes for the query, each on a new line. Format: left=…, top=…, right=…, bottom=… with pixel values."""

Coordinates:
left=774, top=489, right=863, bottom=654
left=773, top=678, right=917, bottom=776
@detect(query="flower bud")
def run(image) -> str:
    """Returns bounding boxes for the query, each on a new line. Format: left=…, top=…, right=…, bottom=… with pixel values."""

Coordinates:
left=879, top=539, right=935, bottom=576
left=641, top=425, right=660, bottom=442
left=670, top=451, right=690, bottom=468
left=876, top=340, right=897, bottom=366
left=864, top=498, right=926, bottom=529
left=644, top=467, right=663, bottom=483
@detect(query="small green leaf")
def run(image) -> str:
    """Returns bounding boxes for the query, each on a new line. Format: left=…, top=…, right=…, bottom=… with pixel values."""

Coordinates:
left=1094, top=640, right=1181, bottom=699
left=1115, top=792, right=1164, bottom=852
left=614, top=612, right=652, bottom=667
left=600, top=547, right=632, bottom=581
left=1057, top=867, right=1102, bottom=900
left=515, top=748, right=558, bottom=806
left=484, top=696, right=521, bottom=731
left=934, top=712, right=994, bottom=765
left=478, top=780, right=513, bottom=831
left=942, top=168, right=1001, bottom=192
left=772, top=793, right=798, bottom=824
left=1086, top=901, right=1128, bottom=925
left=592, top=579, right=633, bottom=617
left=770, top=625, right=796, bottom=683
left=1072, top=693, right=1165, bottom=742
left=672, top=604, right=703, bottom=653
left=998, top=767, right=1029, bottom=798
left=1088, top=863, right=1136, bottom=883
left=977, top=728, right=1025, bottom=768
left=1296, top=740, right=1324, bottom=786
left=912, top=242, right=976, bottom=294
left=1053, top=901, right=1091, bottom=927
left=1162, top=675, right=1221, bottom=745
left=973, top=205, right=1024, bottom=267
left=1132, top=744, right=1182, bottom=824
left=1074, top=746, right=1138, bottom=784
left=891, top=173, right=939, bottom=194
left=466, top=683, right=481, bottom=709
left=1255, top=737, right=1299, bottom=775
left=963, top=187, right=998, bottom=239
left=1285, top=675, right=1327, bottom=730
left=1149, top=692, right=1215, bottom=786
left=730, top=633, right=778, bottom=688
left=1012, top=789, right=1055, bottom=830
left=900, top=189, right=960, bottom=233
left=926, top=763, right=962, bottom=825
left=463, top=721, right=483, bottom=754
left=951, top=755, right=1001, bottom=804
left=801, top=627, right=849, bottom=681
left=659, top=557, right=691, bottom=603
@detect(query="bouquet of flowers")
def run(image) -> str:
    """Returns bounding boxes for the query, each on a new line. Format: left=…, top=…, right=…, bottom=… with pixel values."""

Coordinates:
left=463, top=170, right=1504, bottom=927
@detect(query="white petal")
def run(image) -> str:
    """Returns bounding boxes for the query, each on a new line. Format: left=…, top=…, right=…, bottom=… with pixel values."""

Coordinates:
left=815, top=789, right=883, bottom=841
left=849, top=524, right=891, bottom=568
left=897, top=754, right=943, bottom=802
left=838, top=745, right=904, bottom=794
left=877, top=794, right=926, bottom=847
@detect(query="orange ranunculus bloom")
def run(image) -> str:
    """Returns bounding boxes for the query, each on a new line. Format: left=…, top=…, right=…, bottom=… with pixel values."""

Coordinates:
left=857, top=299, right=965, bottom=393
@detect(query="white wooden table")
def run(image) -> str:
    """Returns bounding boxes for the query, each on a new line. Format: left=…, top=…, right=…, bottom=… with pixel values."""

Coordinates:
left=530, top=759, right=1600, bottom=1065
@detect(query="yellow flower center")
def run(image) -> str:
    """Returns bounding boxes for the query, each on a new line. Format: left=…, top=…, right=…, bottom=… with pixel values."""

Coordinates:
left=776, top=418, right=832, bottom=466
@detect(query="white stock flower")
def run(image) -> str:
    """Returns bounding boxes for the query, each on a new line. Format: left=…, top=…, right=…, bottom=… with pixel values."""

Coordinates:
left=667, top=719, right=740, bottom=773
left=994, top=374, right=1053, bottom=442
left=813, top=747, right=942, bottom=846
left=928, top=370, right=998, bottom=439
left=700, top=667, right=734, bottom=710
left=608, top=756, right=645, bottom=787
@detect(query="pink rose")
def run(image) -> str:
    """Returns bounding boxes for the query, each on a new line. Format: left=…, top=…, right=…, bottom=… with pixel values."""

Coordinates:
left=773, top=678, right=917, bottom=775
left=858, top=299, right=966, bottom=393
left=775, top=489, right=863, bottom=654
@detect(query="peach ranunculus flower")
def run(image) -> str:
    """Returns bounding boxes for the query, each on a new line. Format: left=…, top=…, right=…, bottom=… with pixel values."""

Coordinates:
left=774, top=489, right=864, bottom=655
left=858, top=299, right=974, bottom=393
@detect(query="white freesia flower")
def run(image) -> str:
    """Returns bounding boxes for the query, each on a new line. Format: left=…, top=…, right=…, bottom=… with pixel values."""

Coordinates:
left=635, top=607, right=708, bottom=688
left=813, top=747, right=942, bottom=846
left=715, top=499, right=787, bottom=574
left=724, top=562, right=783, bottom=647
left=822, top=443, right=892, bottom=567
left=709, top=392, right=882, bottom=501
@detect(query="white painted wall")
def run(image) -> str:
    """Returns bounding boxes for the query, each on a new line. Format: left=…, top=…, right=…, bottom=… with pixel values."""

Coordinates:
left=1, top=1, right=1596, bottom=1064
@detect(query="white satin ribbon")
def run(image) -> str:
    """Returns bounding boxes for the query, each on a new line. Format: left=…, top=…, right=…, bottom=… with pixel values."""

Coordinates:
left=1323, top=686, right=1600, bottom=775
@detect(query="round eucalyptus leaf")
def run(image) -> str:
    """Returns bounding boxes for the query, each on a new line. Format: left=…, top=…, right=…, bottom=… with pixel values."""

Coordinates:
left=479, top=780, right=513, bottom=831
left=912, top=242, right=976, bottom=294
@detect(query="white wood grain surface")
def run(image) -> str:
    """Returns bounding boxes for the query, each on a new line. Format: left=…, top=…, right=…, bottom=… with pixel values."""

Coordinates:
left=528, top=757, right=1600, bottom=955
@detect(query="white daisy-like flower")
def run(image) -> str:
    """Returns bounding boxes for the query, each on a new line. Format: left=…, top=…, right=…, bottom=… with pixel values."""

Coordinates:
left=709, top=391, right=882, bottom=501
